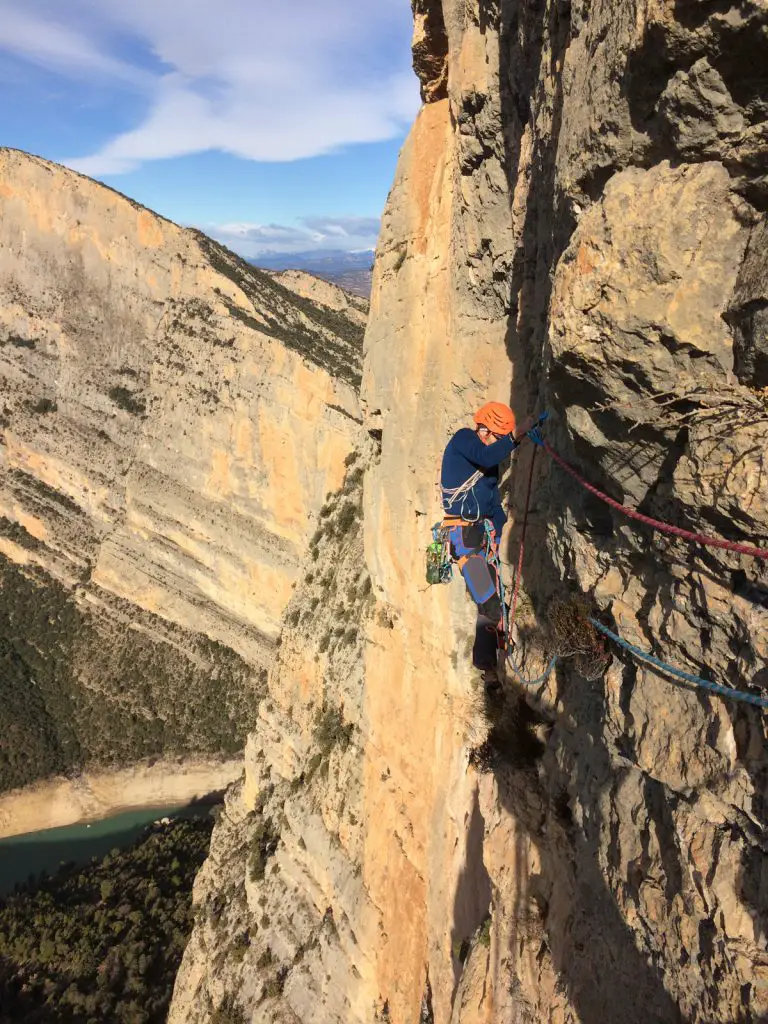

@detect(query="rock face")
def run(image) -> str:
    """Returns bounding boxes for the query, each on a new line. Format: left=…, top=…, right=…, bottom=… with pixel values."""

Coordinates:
left=0, top=148, right=362, bottom=791
left=168, top=455, right=377, bottom=1024
left=169, top=2, right=768, bottom=1023
left=272, top=271, right=369, bottom=329
left=363, top=1, right=768, bottom=1021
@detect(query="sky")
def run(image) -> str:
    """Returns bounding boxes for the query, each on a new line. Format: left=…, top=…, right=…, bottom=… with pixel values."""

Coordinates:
left=0, top=0, right=420, bottom=256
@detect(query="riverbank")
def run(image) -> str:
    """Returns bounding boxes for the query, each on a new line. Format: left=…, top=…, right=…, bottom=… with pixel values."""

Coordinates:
left=0, top=758, right=242, bottom=839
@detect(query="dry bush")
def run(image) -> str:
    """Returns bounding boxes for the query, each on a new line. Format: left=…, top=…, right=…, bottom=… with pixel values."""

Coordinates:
left=467, top=688, right=545, bottom=775
left=546, top=596, right=609, bottom=681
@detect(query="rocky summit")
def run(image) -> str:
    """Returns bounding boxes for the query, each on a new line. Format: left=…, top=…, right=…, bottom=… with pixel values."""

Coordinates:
left=3, top=1, right=768, bottom=1022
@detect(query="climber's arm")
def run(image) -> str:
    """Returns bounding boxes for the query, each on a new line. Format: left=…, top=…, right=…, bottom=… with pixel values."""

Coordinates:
left=452, top=429, right=516, bottom=469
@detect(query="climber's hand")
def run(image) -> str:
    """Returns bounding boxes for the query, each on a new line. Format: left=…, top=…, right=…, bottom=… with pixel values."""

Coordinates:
left=515, top=414, right=537, bottom=438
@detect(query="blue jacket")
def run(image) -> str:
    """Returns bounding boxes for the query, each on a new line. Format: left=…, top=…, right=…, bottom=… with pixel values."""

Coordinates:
left=440, top=428, right=516, bottom=535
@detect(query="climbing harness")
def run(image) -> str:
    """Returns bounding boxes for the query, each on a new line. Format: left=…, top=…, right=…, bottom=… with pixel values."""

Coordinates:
left=589, top=618, right=768, bottom=709
left=527, top=429, right=768, bottom=561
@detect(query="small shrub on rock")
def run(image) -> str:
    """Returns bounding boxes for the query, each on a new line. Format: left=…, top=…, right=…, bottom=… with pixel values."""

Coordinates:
left=248, top=818, right=280, bottom=882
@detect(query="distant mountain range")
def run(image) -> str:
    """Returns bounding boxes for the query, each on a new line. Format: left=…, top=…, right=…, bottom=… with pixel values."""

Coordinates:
left=250, top=249, right=374, bottom=297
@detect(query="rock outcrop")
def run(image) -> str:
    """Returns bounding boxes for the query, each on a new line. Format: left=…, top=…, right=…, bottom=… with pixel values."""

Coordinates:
left=0, top=148, right=363, bottom=790
left=169, top=2, right=768, bottom=1023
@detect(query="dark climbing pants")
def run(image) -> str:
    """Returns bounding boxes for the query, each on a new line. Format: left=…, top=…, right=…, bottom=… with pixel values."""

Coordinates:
left=447, top=523, right=502, bottom=672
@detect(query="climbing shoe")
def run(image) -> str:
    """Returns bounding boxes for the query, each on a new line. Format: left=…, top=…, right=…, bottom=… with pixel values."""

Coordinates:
left=481, top=669, right=504, bottom=701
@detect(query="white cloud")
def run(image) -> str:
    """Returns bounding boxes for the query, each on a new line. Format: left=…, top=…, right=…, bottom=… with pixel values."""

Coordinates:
left=0, top=7, right=153, bottom=88
left=0, top=0, right=419, bottom=174
left=302, top=216, right=381, bottom=238
left=206, top=215, right=381, bottom=257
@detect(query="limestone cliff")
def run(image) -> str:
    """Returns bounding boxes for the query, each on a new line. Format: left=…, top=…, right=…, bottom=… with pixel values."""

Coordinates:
left=170, top=2, right=768, bottom=1023
left=0, top=148, right=362, bottom=791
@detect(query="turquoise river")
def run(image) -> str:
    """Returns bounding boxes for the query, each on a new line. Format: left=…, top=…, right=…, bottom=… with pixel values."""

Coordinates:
left=0, top=806, right=191, bottom=895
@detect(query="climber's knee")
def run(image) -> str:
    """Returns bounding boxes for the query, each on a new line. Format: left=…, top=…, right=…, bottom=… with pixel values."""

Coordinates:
left=460, top=554, right=496, bottom=607
left=479, top=592, right=502, bottom=626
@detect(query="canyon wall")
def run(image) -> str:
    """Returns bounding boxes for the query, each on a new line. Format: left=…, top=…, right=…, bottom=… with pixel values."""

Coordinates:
left=0, top=148, right=362, bottom=791
left=170, top=1, right=768, bottom=1023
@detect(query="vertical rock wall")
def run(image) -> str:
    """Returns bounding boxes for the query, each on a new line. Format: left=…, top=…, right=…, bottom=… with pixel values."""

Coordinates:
left=169, top=3, right=767, bottom=1023
left=363, top=1, right=768, bottom=1022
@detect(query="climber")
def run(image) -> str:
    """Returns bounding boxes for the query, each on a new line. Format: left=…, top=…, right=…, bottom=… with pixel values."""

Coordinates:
left=440, top=401, right=521, bottom=692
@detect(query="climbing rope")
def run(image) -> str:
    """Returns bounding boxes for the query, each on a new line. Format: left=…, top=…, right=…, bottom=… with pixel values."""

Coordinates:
left=527, top=430, right=768, bottom=561
left=502, top=442, right=560, bottom=687
left=506, top=650, right=559, bottom=688
left=508, top=442, right=537, bottom=636
left=433, top=412, right=765, bottom=699
left=589, top=618, right=768, bottom=709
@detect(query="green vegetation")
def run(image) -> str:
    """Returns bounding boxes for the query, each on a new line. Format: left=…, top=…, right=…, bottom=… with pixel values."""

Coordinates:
left=0, top=817, right=212, bottom=1023
left=5, top=335, right=36, bottom=349
left=10, top=466, right=84, bottom=518
left=248, top=817, right=280, bottom=882
left=313, top=705, right=354, bottom=758
left=211, top=993, right=247, bottom=1024
left=0, top=515, right=42, bottom=552
left=334, top=501, right=358, bottom=537
left=263, top=966, right=288, bottom=999
left=0, top=554, right=263, bottom=793
left=285, top=607, right=301, bottom=628
left=28, top=397, right=57, bottom=414
left=108, top=385, right=146, bottom=416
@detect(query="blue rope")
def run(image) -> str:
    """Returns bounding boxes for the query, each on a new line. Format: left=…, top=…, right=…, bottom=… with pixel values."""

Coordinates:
left=589, top=618, right=768, bottom=709
left=506, top=650, right=559, bottom=688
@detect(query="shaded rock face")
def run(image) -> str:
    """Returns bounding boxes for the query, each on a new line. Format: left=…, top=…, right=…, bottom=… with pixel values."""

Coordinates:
left=727, top=216, right=768, bottom=388
left=171, top=3, right=768, bottom=1023
left=0, top=148, right=361, bottom=790
left=412, top=0, right=449, bottom=103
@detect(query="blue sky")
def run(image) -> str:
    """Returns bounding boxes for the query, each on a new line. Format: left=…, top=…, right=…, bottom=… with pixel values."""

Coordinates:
left=0, top=0, right=420, bottom=255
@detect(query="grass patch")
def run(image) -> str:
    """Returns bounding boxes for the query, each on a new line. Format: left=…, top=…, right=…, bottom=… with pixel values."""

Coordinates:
left=467, top=691, right=546, bottom=775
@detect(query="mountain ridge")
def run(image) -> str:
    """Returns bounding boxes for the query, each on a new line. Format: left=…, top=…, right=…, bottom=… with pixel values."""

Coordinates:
left=250, top=249, right=374, bottom=297
left=0, top=146, right=362, bottom=793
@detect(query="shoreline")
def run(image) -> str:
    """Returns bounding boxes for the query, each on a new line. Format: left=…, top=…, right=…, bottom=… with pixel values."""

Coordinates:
left=0, top=758, right=243, bottom=839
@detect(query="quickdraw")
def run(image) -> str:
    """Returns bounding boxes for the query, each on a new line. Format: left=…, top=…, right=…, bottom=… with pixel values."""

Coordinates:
left=425, top=522, right=454, bottom=585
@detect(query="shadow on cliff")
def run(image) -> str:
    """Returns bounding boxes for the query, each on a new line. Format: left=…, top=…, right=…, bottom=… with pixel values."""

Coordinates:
left=475, top=1, right=687, bottom=1020
left=482, top=674, right=685, bottom=1024
left=448, top=785, right=492, bottom=1003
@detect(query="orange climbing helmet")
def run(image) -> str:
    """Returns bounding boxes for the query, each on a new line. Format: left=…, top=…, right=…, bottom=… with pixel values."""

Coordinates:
left=474, top=402, right=516, bottom=436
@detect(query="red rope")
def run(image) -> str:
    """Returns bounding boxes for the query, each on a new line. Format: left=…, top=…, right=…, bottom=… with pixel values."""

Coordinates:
left=540, top=438, right=768, bottom=561
left=508, top=444, right=538, bottom=635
